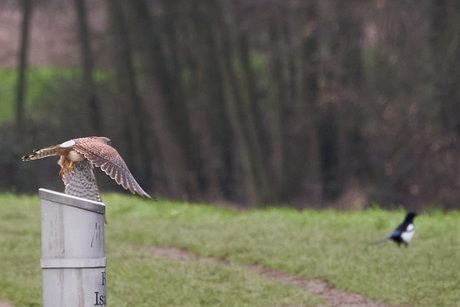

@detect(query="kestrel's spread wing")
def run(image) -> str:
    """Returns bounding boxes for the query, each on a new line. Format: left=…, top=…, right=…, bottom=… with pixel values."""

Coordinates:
left=22, top=136, right=151, bottom=198
left=71, top=137, right=151, bottom=198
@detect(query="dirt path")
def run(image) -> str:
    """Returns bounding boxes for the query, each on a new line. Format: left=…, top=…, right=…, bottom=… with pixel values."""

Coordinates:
left=144, top=246, right=394, bottom=307
left=0, top=301, right=12, bottom=307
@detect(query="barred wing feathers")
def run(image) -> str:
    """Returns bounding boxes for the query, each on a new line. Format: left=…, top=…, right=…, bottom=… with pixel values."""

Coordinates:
left=72, top=138, right=151, bottom=198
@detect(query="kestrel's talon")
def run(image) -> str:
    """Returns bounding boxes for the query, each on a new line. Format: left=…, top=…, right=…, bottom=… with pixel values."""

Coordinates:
left=59, top=161, right=75, bottom=177
left=67, top=161, right=75, bottom=174
left=62, top=161, right=75, bottom=175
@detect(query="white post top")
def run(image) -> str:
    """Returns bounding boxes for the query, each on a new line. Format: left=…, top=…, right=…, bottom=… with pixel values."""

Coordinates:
left=39, top=188, right=105, bottom=215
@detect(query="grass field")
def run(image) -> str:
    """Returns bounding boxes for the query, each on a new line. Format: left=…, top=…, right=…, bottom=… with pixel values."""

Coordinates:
left=1, top=193, right=459, bottom=306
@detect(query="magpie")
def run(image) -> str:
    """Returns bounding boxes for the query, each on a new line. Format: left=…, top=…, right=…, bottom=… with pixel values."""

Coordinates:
left=369, top=212, right=417, bottom=247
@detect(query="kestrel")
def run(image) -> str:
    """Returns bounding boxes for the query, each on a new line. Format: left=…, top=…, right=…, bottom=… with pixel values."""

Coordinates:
left=22, top=136, right=152, bottom=199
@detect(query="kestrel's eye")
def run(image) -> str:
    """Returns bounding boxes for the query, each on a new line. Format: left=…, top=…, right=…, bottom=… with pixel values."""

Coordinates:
left=103, top=137, right=111, bottom=145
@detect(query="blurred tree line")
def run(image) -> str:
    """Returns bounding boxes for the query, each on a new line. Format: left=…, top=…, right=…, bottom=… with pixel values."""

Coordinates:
left=3, top=0, right=460, bottom=210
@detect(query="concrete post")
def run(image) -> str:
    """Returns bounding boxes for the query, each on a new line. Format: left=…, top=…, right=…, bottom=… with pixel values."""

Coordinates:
left=39, top=188, right=107, bottom=307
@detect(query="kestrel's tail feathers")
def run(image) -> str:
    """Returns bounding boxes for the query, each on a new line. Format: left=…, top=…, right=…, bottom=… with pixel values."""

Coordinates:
left=22, top=145, right=64, bottom=161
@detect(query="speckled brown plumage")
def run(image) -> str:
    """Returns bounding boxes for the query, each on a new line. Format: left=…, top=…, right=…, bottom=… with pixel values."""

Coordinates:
left=22, top=136, right=151, bottom=198
left=62, top=159, right=101, bottom=202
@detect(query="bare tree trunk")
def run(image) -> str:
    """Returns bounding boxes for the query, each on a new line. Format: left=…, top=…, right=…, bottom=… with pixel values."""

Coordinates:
left=223, top=1, right=273, bottom=205
left=73, top=0, right=102, bottom=135
left=106, top=0, right=154, bottom=192
left=336, top=1, right=363, bottom=193
left=267, top=14, right=286, bottom=201
left=431, top=0, right=460, bottom=136
left=16, top=0, right=33, bottom=139
left=316, top=0, right=340, bottom=200
left=13, top=0, right=33, bottom=193
left=317, top=0, right=363, bottom=199
left=160, top=0, right=204, bottom=201
left=124, top=0, right=195, bottom=199
left=214, top=14, right=260, bottom=205
left=178, top=1, right=228, bottom=202
left=295, top=0, right=323, bottom=206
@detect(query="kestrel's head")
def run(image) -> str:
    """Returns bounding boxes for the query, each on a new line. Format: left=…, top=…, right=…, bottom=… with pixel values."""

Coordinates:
left=90, top=136, right=111, bottom=146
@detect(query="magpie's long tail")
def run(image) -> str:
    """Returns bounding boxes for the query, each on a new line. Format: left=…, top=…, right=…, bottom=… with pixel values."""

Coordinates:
left=368, top=237, right=390, bottom=245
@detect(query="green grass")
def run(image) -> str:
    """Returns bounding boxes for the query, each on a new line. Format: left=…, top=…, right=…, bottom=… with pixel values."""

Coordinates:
left=0, top=195, right=42, bottom=306
left=0, top=194, right=321, bottom=307
left=108, top=245, right=319, bottom=306
left=1, top=193, right=460, bottom=306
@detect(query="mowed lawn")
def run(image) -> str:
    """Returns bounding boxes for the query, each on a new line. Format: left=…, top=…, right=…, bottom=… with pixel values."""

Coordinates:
left=1, top=194, right=459, bottom=306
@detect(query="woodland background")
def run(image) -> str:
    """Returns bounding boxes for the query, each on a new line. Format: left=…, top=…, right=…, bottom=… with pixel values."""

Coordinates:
left=1, top=0, right=460, bottom=210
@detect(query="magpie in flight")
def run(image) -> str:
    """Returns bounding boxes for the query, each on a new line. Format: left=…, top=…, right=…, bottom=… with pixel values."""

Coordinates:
left=369, top=212, right=417, bottom=247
